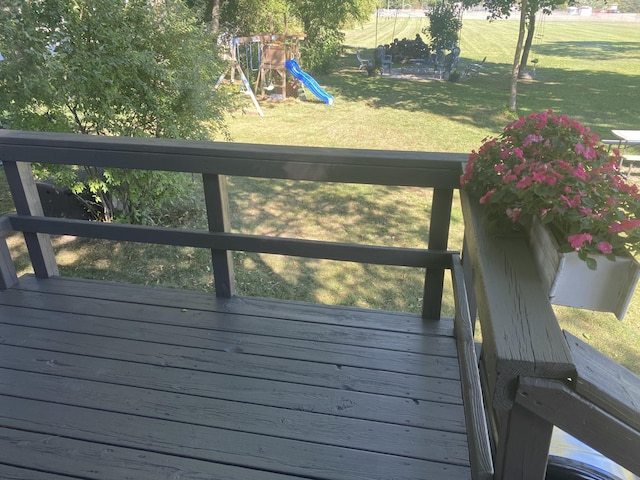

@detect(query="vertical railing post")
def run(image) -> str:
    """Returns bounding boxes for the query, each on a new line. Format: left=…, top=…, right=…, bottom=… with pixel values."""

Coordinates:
left=3, top=161, right=59, bottom=278
left=461, top=234, right=478, bottom=332
left=0, top=217, right=18, bottom=290
left=422, top=187, right=453, bottom=319
left=493, top=401, right=553, bottom=480
left=202, top=173, right=235, bottom=297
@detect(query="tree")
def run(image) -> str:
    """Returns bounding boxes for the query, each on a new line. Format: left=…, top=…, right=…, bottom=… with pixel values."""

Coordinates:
left=463, top=0, right=563, bottom=110
left=0, top=0, right=232, bottom=222
left=188, top=0, right=376, bottom=73
left=424, top=2, right=463, bottom=53
left=288, top=0, right=377, bottom=72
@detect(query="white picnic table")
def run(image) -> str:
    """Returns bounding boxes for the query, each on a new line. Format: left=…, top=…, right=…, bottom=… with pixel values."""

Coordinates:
left=611, top=130, right=640, bottom=176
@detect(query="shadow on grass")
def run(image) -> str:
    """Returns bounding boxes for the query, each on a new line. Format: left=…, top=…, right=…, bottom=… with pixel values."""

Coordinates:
left=335, top=43, right=640, bottom=138
left=225, top=176, right=451, bottom=314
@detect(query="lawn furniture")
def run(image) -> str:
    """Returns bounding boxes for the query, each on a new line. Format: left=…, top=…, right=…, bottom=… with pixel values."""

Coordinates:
left=0, top=130, right=638, bottom=480
left=610, top=130, right=640, bottom=176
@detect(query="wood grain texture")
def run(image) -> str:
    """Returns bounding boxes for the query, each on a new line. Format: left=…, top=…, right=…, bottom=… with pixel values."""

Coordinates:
left=493, top=401, right=553, bottom=480
left=564, top=331, right=640, bottom=433
left=0, top=428, right=311, bottom=480
left=11, top=274, right=455, bottom=336
left=516, top=376, right=640, bottom=477
left=203, top=173, right=235, bottom=297
left=451, top=256, right=494, bottom=480
left=0, top=129, right=466, bottom=187
left=10, top=214, right=454, bottom=268
left=0, top=275, right=473, bottom=479
left=460, top=191, right=575, bottom=410
left=0, top=233, right=17, bottom=290
left=0, top=130, right=463, bottom=318
left=2, top=161, right=58, bottom=277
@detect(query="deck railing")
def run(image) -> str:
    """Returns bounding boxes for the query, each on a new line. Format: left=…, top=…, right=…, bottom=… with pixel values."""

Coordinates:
left=1, top=129, right=638, bottom=480
left=0, top=129, right=465, bottom=319
left=461, top=191, right=640, bottom=480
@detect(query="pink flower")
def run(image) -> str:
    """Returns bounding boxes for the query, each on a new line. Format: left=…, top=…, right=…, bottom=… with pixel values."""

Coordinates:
left=462, top=111, right=640, bottom=266
left=516, top=176, right=532, bottom=189
left=513, top=161, right=527, bottom=175
left=579, top=207, right=592, bottom=216
left=522, top=134, right=543, bottom=147
left=506, top=208, right=521, bottom=222
left=623, top=219, right=640, bottom=230
left=572, top=164, right=587, bottom=181
left=479, top=189, right=496, bottom=205
left=502, top=172, right=517, bottom=183
left=609, top=222, right=624, bottom=233
left=583, top=146, right=596, bottom=159
left=597, top=242, right=613, bottom=254
left=532, top=170, right=547, bottom=183
left=568, top=233, right=592, bottom=249
left=609, top=220, right=640, bottom=233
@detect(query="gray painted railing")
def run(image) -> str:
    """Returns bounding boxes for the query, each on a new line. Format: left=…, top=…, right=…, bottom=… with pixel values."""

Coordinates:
left=0, top=129, right=464, bottom=319
left=461, top=190, right=640, bottom=480
left=0, top=130, right=496, bottom=479
left=4, top=130, right=636, bottom=480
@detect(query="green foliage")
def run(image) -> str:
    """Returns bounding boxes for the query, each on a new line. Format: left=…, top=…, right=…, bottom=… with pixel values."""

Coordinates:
left=187, top=0, right=376, bottom=73
left=217, top=0, right=295, bottom=37
left=299, top=26, right=345, bottom=73
left=423, top=2, right=463, bottom=52
left=0, top=0, right=232, bottom=223
left=289, top=0, right=376, bottom=72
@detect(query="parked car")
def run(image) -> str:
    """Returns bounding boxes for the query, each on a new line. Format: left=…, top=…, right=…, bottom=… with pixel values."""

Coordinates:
left=547, top=429, right=639, bottom=480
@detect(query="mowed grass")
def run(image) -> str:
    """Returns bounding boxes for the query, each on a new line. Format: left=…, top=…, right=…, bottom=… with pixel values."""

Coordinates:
left=2, top=16, right=640, bottom=372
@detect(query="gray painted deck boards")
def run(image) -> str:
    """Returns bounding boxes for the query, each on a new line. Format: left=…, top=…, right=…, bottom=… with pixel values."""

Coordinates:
left=0, top=275, right=472, bottom=480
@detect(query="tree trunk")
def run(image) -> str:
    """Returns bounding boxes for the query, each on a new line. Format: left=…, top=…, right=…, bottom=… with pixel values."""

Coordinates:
left=518, top=4, right=537, bottom=77
left=509, top=0, right=528, bottom=111
left=211, top=0, right=220, bottom=34
left=204, top=0, right=219, bottom=34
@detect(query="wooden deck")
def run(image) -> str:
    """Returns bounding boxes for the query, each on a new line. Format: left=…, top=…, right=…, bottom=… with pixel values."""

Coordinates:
left=0, top=274, right=473, bottom=480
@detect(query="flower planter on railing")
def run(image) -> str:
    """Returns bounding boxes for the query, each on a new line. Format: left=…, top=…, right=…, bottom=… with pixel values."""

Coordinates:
left=529, top=217, right=640, bottom=320
left=460, top=110, right=640, bottom=320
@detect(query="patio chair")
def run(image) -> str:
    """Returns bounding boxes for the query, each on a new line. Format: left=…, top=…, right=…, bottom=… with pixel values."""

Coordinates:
left=380, top=54, right=393, bottom=75
left=463, top=56, right=486, bottom=79
left=356, top=50, right=371, bottom=71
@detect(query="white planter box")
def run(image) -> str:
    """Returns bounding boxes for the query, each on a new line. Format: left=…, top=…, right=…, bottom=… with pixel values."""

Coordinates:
left=529, top=219, right=640, bottom=320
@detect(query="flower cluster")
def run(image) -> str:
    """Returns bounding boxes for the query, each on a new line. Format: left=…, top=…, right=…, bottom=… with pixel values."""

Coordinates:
left=460, top=110, right=640, bottom=269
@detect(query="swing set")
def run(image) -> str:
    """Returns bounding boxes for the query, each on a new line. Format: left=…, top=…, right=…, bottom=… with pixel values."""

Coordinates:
left=215, top=15, right=305, bottom=116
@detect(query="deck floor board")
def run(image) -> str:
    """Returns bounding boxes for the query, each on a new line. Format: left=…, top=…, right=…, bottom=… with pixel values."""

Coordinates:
left=0, top=275, right=472, bottom=480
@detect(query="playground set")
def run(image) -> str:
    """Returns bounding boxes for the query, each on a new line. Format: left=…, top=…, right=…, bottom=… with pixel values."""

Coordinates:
left=215, top=28, right=333, bottom=116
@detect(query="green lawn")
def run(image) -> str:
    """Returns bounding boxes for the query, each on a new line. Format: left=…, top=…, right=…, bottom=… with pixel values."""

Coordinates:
left=222, top=16, right=640, bottom=373
left=2, top=16, right=640, bottom=372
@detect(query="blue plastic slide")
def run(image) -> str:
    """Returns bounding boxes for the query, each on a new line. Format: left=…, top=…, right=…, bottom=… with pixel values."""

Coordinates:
left=285, top=59, right=334, bottom=106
